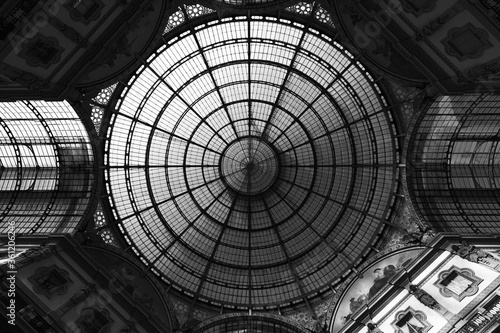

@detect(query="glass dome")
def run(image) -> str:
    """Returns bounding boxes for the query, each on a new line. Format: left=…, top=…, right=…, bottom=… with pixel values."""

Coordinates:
left=105, top=15, right=398, bottom=310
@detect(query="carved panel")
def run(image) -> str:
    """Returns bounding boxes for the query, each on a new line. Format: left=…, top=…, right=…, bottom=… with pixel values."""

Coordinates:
left=400, top=0, right=436, bottom=16
left=0, top=75, right=17, bottom=86
left=18, top=35, right=62, bottom=68
left=0, top=0, right=38, bottom=39
left=28, top=265, right=73, bottom=299
left=75, top=307, right=113, bottom=333
left=433, top=266, right=483, bottom=301
left=442, top=23, right=493, bottom=61
left=18, top=305, right=57, bottom=333
left=391, top=307, right=432, bottom=333
left=478, top=0, right=500, bottom=24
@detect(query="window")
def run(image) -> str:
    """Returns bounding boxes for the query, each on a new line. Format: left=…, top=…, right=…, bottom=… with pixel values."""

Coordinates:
left=391, top=307, right=431, bottom=333
left=434, top=266, right=483, bottom=301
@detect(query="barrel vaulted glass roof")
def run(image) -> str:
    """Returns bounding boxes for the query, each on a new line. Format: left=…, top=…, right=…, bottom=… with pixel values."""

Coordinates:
left=105, top=15, right=398, bottom=310
left=1, top=100, right=94, bottom=234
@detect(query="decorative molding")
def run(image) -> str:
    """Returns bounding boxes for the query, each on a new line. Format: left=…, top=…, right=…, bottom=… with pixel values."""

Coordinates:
left=477, top=0, right=500, bottom=25
left=462, top=56, right=500, bottom=82
left=400, top=0, right=436, bottom=16
left=58, top=282, right=96, bottom=314
left=64, top=0, right=104, bottom=24
left=391, top=306, right=432, bottom=333
left=434, top=266, right=483, bottom=301
left=416, top=4, right=466, bottom=40
left=18, top=34, right=63, bottom=68
left=184, top=4, right=215, bottom=20
left=0, top=63, right=51, bottom=91
left=326, top=244, right=424, bottom=323
left=323, top=1, right=426, bottom=86
left=448, top=278, right=500, bottom=333
left=83, top=244, right=179, bottom=328
left=15, top=244, right=57, bottom=269
left=0, top=0, right=38, bottom=40
left=442, top=23, right=493, bottom=61
left=48, top=16, right=88, bottom=48
left=77, top=0, right=171, bottom=92
left=409, top=284, right=442, bottom=311
left=75, top=307, right=113, bottom=333
left=452, top=241, right=500, bottom=271
left=27, top=265, right=73, bottom=299
left=18, top=305, right=57, bottom=333
left=120, top=320, right=138, bottom=333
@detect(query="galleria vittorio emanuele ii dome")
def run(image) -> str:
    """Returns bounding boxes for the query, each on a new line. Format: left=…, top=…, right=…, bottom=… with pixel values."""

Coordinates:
left=104, top=13, right=399, bottom=311
left=1, top=1, right=500, bottom=333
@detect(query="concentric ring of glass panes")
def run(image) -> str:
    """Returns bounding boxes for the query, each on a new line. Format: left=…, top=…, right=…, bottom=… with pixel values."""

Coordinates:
left=105, top=16, right=398, bottom=309
left=220, top=137, right=279, bottom=196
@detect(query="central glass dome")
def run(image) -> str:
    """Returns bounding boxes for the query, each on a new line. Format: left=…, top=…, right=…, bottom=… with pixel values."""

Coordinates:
left=105, top=15, right=398, bottom=310
left=220, top=137, right=279, bottom=195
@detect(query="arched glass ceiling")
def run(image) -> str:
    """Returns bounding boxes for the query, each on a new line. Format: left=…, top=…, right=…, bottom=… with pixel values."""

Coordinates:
left=105, top=15, right=398, bottom=310
left=0, top=100, right=94, bottom=234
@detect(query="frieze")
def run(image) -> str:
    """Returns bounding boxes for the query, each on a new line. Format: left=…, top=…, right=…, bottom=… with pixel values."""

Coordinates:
left=326, top=244, right=422, bottom=321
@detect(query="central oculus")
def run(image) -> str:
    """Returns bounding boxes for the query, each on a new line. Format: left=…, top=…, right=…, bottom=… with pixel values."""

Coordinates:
left=220, top=137, right=279, bottom=195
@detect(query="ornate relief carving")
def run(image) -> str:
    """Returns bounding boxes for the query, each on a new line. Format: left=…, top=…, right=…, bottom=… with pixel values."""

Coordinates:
left=463, top=57, right=500, bottom=82
left=434, top=266, right=482, bottom=301
left=120, top=320, right=138, bottom=333
left=59, top=283, right=96, bottom=314
left=18, top=35, right=62, bottom=68
left=164, top=8, right=185, bottom=34
left=400, top=0, right=436, bottom=16
left=451, top=241, right=500, bottom=271
left=0, top=0, right=38, bottom=40
left=0, top=64, right=51, bottom=91
left=416, top=4, right=465, bottom=40
left=442, top=23, right=493, bottom=61
left=75, top=307, right=113, bottom=333
left=327, top=246, right=425, bottom=331
left=15, top=245, right=57, bottom=269
left=409, top=285, right=441, bottom=311
left=391, top=307, right=432, bottom=333
left=478, top=0, right=500, bottom=24
left=0, top=74, right=21, bottom=87
left=184, top=4, right=215, bottom=20
left=28, top=265, right=73, bottom=299
left=88, top=244, right=178, bottom=328
left=18, top=305, right=57, bottom=333
left=49, top=16, right=88, bottom=47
